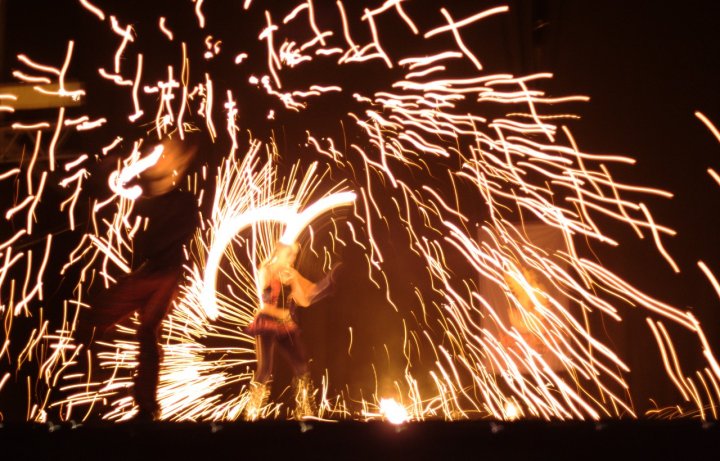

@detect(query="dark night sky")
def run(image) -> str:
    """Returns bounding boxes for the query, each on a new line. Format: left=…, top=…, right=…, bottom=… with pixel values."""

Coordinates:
left=1, top=0, right=719, bottom=419
left=496, top=1, right=720, bottom=410
left=542, top=1, right=720, bottom=406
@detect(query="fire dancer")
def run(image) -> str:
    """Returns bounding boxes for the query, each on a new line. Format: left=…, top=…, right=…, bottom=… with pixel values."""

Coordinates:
left=243, top=241, right=341, bottom=420
left=77, top=135, right=199, bottom=422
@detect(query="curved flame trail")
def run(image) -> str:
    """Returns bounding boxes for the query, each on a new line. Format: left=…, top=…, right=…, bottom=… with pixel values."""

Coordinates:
left=201, top=191, right=356, bottom=320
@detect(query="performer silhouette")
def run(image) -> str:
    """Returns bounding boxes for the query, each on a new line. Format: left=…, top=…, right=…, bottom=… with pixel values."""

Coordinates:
left=77, top=136, right=199, bottom=421
left=243, top=241, right=341, bottom=420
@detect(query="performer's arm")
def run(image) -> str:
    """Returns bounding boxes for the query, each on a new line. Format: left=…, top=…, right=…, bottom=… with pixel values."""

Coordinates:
left=256, top=265, right=271, bottom=312
left=287, top=269, right=317, bottom=307
left=258, top=265, right=270, bottom=291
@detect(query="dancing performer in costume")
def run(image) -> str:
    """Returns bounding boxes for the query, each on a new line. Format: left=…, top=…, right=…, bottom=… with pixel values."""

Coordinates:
left=77, top=136, right=199, bottom=421
left=243, top=242, right=340, bottom=420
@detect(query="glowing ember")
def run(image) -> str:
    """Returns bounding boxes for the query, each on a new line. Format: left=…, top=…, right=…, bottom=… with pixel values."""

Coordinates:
left=504, top=402, right=520, bottom=421
left=380, top=398, right=409, bottom=425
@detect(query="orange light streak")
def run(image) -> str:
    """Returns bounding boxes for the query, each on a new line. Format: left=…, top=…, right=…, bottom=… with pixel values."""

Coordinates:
left=129, top=53, right=144, bottom=122
left=17, top=54, right=60, bottom=75
left=193, top=0, right=206, bottom=29
left=78, top=0, right=106, bottom=21
left=159, top=17, right=174, bottom=41
left=11, top=71, right=51, bottom=84
left=109, top=17, right=134, bottom=74
left=98, top=69, right=132, bottom=86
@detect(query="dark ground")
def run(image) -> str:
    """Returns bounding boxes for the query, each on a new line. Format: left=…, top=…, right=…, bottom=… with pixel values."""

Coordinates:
left=2, top=419, right=720, bottom=460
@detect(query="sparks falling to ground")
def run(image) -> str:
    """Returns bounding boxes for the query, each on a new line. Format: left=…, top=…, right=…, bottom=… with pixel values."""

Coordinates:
left=1, top=0, right=719, bottom=423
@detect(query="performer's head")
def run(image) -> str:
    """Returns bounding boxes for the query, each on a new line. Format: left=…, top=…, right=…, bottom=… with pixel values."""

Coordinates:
left=141, top=135, right=199, bottom=196
left=270, top=241, right=300, bottom=269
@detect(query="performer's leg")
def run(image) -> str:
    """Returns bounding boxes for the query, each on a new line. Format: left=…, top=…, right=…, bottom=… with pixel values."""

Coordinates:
left=134, top=269, right=181, bottom=418
left=253, top=333, right=275, bottom=384
left=75, top=272, right=151, bottom=348
left=276, top=331, right=316, bottom=418
left=275, top=329, right=309, bottom=378
left=244, top=334, right=274, bottom=421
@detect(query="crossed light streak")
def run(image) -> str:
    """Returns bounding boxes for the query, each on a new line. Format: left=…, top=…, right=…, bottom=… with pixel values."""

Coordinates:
left=1, top=1, right=719, bottom=423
